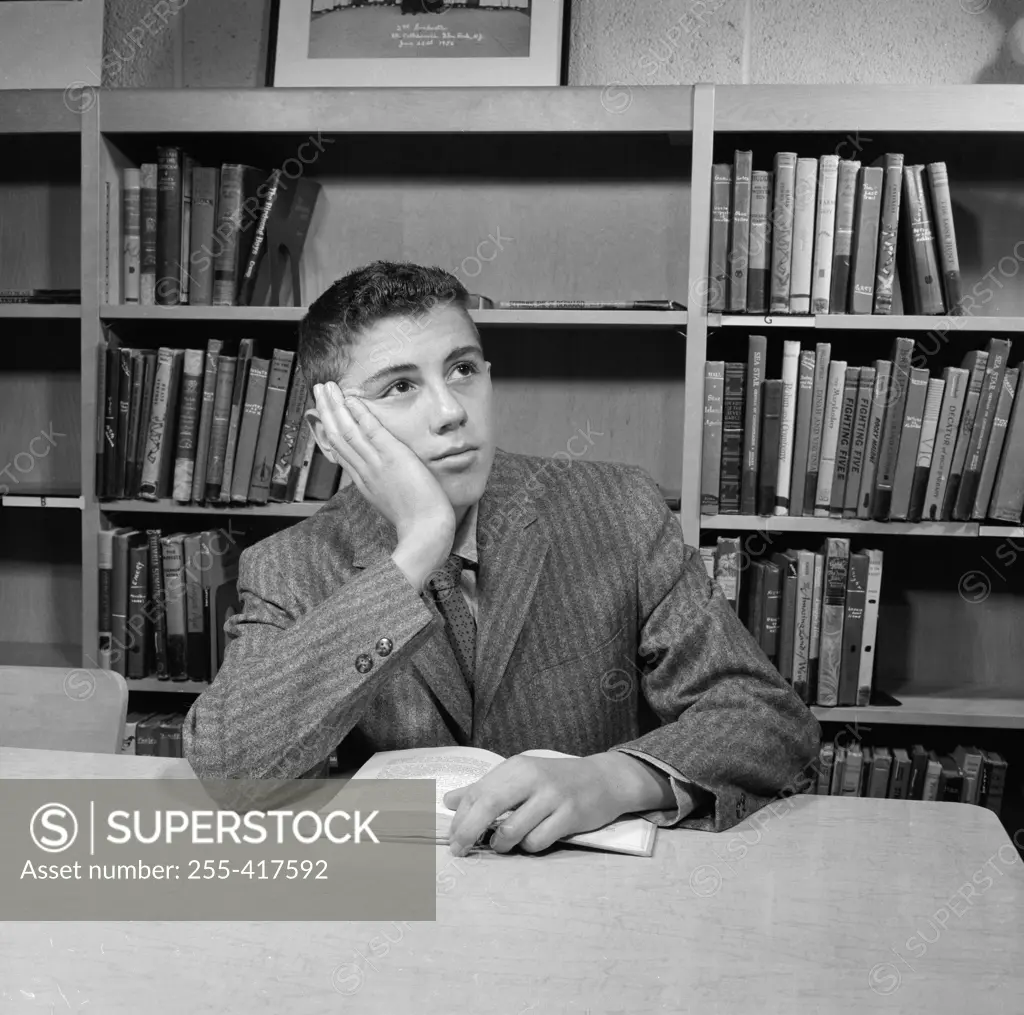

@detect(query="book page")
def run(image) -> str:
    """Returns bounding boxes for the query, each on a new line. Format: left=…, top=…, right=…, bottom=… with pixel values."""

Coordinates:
left=352, top=746, right=504, bottom=815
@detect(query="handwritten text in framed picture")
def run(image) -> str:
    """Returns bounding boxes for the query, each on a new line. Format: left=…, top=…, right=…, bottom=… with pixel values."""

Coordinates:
left=271, top=0, right=563, bottom=87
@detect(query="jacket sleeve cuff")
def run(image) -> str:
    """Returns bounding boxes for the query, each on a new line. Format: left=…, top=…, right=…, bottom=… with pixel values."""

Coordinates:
left=611, top=747, right=712, bottom=828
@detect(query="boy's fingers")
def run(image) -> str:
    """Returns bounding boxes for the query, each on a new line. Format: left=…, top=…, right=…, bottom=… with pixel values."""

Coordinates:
left=341, top=392, right=390, bottom=449
left=319, top=383, right=376, bottom=464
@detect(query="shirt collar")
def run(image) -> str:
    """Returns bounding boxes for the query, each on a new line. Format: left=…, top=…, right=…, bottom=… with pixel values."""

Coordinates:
left=452, top=499, right=479, bottom=568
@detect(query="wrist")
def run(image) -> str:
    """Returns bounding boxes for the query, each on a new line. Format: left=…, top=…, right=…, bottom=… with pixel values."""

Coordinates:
left=392, top=532, right=452, bottom=593
left=589, top=751, right=675, bottom=816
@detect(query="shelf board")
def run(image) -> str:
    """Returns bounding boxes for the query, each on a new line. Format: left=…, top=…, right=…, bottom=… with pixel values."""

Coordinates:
left=713, top=83, right=1024, bottom=132
left=813, top=695, right=1024, bottom=729
left=100, top=498, right=323, bottom=517
left=0, top=90, right=82, bottom=134
left=98, top=86, right=695, bottom=135
left=0, top=641, right=82, bottom=668
left=710, top=313, right=1024, bottom=332
left=0, top=304, right=80, bottom=319
left=126, top=677, right=209, bottom=693
left=700, top=515, right=983, bottom=537
left=99, top=305, right=688, bottom=328
left=2, top=495, right=83, bottom=509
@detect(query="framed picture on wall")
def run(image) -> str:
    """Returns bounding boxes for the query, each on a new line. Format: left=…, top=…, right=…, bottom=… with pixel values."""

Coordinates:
left=270, top=0, right=563, bottom=87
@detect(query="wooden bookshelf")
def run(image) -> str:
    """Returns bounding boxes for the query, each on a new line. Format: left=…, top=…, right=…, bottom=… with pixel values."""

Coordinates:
left=0, top=304, right=80, bottom=319
left=813, top=696, right=1024, bottom=730
left=711, top=313, right=1024, bottom=332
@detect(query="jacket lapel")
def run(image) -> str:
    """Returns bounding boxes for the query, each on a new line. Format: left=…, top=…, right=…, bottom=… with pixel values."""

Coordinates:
left=344, top=484, right=473, bottom=742
left=473, top=450, right=550, bottom=728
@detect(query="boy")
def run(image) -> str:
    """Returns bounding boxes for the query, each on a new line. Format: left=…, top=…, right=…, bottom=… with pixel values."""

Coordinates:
left=183, top=260, right=820, bottom=854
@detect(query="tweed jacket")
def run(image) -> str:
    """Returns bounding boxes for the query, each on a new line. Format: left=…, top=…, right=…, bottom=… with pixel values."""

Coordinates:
left=183, top=447, right=821, bottom=832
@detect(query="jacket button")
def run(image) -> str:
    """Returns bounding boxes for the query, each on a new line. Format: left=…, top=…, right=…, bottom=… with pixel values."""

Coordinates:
left=355, top=653, right=373, bottom=673
left=375, top=637, right=393, bottom=657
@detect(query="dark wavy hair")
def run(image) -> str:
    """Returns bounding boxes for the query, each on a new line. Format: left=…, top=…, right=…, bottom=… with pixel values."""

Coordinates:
left=297, top=260, right=475, bottom=387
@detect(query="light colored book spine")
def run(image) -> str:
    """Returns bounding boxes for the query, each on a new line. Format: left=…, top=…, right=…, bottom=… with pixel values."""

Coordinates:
left=699, top=546, right=716, bottom=579
left=856, top=360, right=891, bottom=519
left=803, top=342, right=832, bottom=514
left=769, top=152, right=797, bottom=314
left=138, top=347, right=175, bottom=500
left=873, top=154, right=904, bottom=314
left=789, top=157, right=818, bottom=314
left=701, top=361, right=725, bottom=515
left=856, top=548, right=883, bottom=706
left=927, top=161, right=963, bottom=314
left=843, top=366, right=875, bottom=518
left=916, top=377, right=946, bottom=474
left=292, top=428, right=318, bottom=502
left=122, top=168, right=141, bottom=305
left=973, top=367, right=1019, bottom=520
left=775, top=340, right=801, bottom=514
left=811, top=155, right=839, bottom=314
left=139, top=163, right=158, bottom=305
left=793, top=549, right=815, bottom=702
left=171, top=348, right=206, bottom=502
left=814, top=359, right=847, bottom=516
left=922, top=366, right=968, bottom=521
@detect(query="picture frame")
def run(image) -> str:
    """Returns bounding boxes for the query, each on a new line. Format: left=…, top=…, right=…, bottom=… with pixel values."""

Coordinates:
left=270, top=0, right=563, bottom=88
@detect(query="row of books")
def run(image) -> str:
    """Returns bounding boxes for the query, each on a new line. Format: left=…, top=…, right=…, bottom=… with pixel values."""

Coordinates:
left=99, top=526, right=243, bottom=682
left=699, top=536, right=880, bottom=708
left=0, top=288, right=80, bottom=304
left=115, top=150, right=320, bottom=307
left=701, top=335, right=1024, bottom=524
left=804, top=739, right=1008, bottom=814
left=121, top=711, right=187, bottom=757
left=97, top=337, right=342, bottom=505
left=709, top=151, right=961, bottom=317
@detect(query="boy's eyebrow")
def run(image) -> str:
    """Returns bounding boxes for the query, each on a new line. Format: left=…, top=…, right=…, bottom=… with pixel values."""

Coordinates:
left=358, top=344, right=482, bottom=389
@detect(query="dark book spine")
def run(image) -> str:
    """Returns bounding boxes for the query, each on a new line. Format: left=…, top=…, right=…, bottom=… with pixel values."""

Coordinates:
left=708, top=164, right=732, bottom=312
left=191, top=337, right=224, bottom=503
left=701, top=361, right=725, bottom=515
left=146, top=528, right=169, bottom=678
left=156, top=146, right=182, bottom=305
left=837, top=552, right=868, bottom=706
left=269, top=365, right=311, bottom=502
left=769, top=153, right=797, bottom=314
left=900, top=165, right=945, bottom=315
left=139, top=164, right=158, bottom=305
left=97, top=530, right=113, bottom=668
left=101, top=342, right=120, bottom=498
left=889, top=368, right=929, bottom=521
left=828, top=160, right=860, bottom=313
left=829, top=367, right=860, bottom=517
left=872, top=154, right=903, bottom=315
left=727, top=151, right=752, bottom=312
left=114, top=348, right=133, bottom=499
left=156, top=350, right=185, bottom=501
left=160, top=535, right=189, bottom=680
left=183, top=534, right=209, bottom=680
left=719, top=362, right=745, bottom=513
left=788, top=349, right=816, bottom=518
left=248, top=348, right=295, bottom=504
left=746, top=170, right=772, bottom=314
left=126, top=540, right=149, bottom=678
left=757, top=379, right=783, bottom=515
left=129, top=351, right=158, bottom=499
left=212, top=165, right=245, bottom=307
left=123, top=351, right=146, bottom=500
left=760, top=562, right=782, bottom=661
left=848, top=166, right=883, bottom=315
left=217, top=339, right=255, bottom=501
left=204, top=355, right=238, bottom=501
left=741, top=335, right=767, bottom=514
left=816, top=536, right=850, bottom=707
left=927, top=162, right=963, bottom=315
left=872, top=337, right=915, bottom=520
left=230, top=357, right=270, bottom=503
left=238, top=169, right=282, bottom=307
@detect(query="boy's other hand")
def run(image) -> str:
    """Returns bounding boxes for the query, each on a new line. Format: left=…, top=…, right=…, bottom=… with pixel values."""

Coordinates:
left=443, top=752, right=674, bottom=856
left=311, top=382, right=455, bottom=563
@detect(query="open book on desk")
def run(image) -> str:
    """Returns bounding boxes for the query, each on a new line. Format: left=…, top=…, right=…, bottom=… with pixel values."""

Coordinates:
left=351, top=745, right=657, bottom=857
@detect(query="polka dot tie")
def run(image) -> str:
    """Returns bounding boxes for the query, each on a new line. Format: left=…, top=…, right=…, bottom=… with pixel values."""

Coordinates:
left=429, top=553, right=477, bottom=688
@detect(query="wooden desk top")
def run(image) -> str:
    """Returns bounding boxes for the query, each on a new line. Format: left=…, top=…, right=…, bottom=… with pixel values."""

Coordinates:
left=2, top=746, right=1022, bottom=1014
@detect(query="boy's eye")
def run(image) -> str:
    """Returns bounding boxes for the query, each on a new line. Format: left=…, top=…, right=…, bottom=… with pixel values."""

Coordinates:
left=452, top=361, right=478, bottom=378
left=381, top=379, right=413, bottom=397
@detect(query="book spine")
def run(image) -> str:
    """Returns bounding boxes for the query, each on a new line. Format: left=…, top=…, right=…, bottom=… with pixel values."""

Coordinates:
left=873, top=337, right=915, bottom=520
left=746, top=170, right=772, bottom=314
left=927, top=161, right=963, bottom=315
left=843, top=366, right=875, bottom=518
left=788, top=158, right=818, bottom=314
left=908, top=376, right=946, bottom=523
left=183, top=534, right=209, bottom=680
left=816, top=537, right=850, bottom=707
left=247, top=348, right=295, bottom=504
left=238, top=169, right=283, bottom=307
left=156, top=146, right=182, bottom=305
left=130, top=352, right=158, bottom=499
left=122, top=351, right=146, bottom=500
left=171, top=348, right=206, bottom=502
left=757, top=380, right=783, bottom=515
left=701, top=362, right=725, bottom=514
left=828, top=160, right=860, bottom=313
left=807, top=551, right=824, bottom=705
left=901, top=165, right=945, bottom=315
left=943, top=350, right=989, bottom=518
left=204, top=355, right=237, bottom=500
left=810, top=155, right=839, bottom=315
left=138, top=348, right=174, bottom=500
left=160, top=534, right=189, bottom=679
left=713, top=536, right=742, bottom=612
left=122, top=168, right=141, bottom=305
left=113, top=348, right=133, bottom=500
left=856, top=549, right=883, bottom=706
left=718, top=362, right=745, bottom=514
left=788, top=349, right=817, bottom=518
left=187, top=167, right=219, bottom=306
left=829, top=366, right=860, bottom=517
left=727, top=151, right=753, bottom=313
left=212, top=165, right=245, bottom=307
left=856, top=361, right=890, bottom=518
left=146, top=528, right=168, bottom=678
left=814, top=359, right=847, bottom=516
left=872, top=154, right=904, bottom=314
left=191, top=338, right=224, bottom=504
left=218, top=339, right=254, bottom=501
left=155, top=350, right=184, bottom=500
left=290, top=427, right=318, bottom=502
left=740, top=335, right=767, bottom=515
left=230, top=357, right=270, bottom=503
left=95, top=343, right=108, bottom=498
left=769, top=153, right=797, bottom=314
left=989, top=368, right=1024, bottom=523
left=848, top=166, right=884, bottom=315
left=888, top=367, right=929, bottom=521
left=761, top=562, right=781, bottom=660
left=775, top=554, right=798, bottom=684
left=972, top=367, right=1018, bottom=520
left=775, top=339, right=801, bottom=513
left=178, top=155, right=195, bottom=303
left=792, top=550, right=815, bottom=702
left=127, top=541, right=149, bottom=678
left=98, top=529, right=114, bottom=669
left=803, top=342, right=832, bottom=514
left=838, top=552, right=868, bottom=706
left=139, top=164, right=158, bottom=306
left=922, top=367, right=969, bottom=521
left=708, top=164, right=732, bottom=312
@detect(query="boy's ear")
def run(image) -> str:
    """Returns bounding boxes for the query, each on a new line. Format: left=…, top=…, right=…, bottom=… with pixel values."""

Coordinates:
left=306, top=408, right=339, bottom=465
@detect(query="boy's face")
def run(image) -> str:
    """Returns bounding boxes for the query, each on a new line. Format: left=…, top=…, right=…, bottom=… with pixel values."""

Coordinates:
left=328, top=303, right=496, bottom=514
